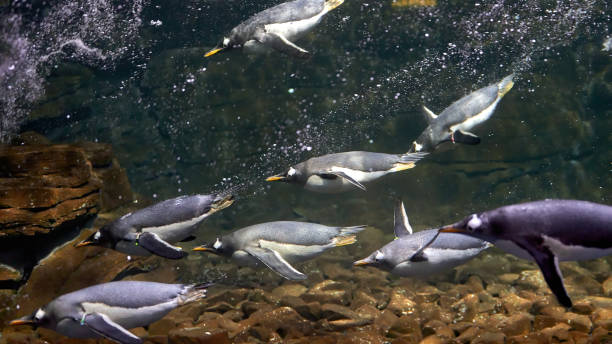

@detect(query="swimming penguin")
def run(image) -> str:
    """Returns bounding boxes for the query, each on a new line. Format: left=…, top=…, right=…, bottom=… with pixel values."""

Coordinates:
left=266, top=151, right=427, bottom=193
left=77, top=194, right=234, bottom=259
left=204, top=0, right=344, bottom=59
left=193, top=221, right=366, bottom=280
left=417, top=199, right=612, bottom=308
left=9, top=281, right=211, bottom=344
left=409, top=74, right=515, bottom=153
left=354, top=200, right=490, bottom=277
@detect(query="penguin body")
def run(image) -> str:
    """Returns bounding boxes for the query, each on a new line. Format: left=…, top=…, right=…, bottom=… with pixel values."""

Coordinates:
left=354, top=201, right=490, bottom=277
left=410, top=74, right=514, bottom=153
left=266, top=151, right=427, bottom=193
left=10, top=281, right=211, bottom=344
left=205, top=0, right=344, bottom=58
left=194, top=221, right=366, bottom=280
left=78, top=194, right=234, bottom=259
left=432, top=199, right=612, bottom=307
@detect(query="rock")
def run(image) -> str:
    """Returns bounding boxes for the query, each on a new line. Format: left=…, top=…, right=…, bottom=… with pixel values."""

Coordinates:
left=582, top=296, right=612, bottom=309
left=0, top=263, right=21, bottom=282
left=0, top=142, right=132, bottom=237
left=539, top=323, right=571, bottom=342
left=271, top=283, right=307, bottom=298
left=351, top=290, right=379, bottom=309
left=602, top=275, right=612, bottom=297
left=321, top=303, right=360, bottom=320
left=419, top=335, right=443, bottom=344
left=571, top=299, right=595, bottom=315
left=592, top=308, right=612, bottom=330
left=451, top=293, right=479, bottom=323
left=167, top=327, right=230, bottom=344
left=235, top=307, right=312, bottom=341
left=387, top=287, right=417, bottom=316
left=495, top=313, right=532, bottom=336
left=205, top=288, right=249, bottom=306
left=423, top=320, right=454, bottom=340
left=563, top=312, right=592, bottom=332
left=320, top=262, right=353, bottom=280
left=533, top=315, right=558, bottom=330
left=148, top=318, right=177, bottom=336
left=372, top=308, right=398, bottom=333
left=498, top=273, right=519, bottom=284
left=303, top=280, right=350, bottom=305
left=456, top=326, right=481, bottom=343
left=388, top=314, right=422, bottom=339
left=471, top=331, right=505, bottom=344
left=515, top=270, right=548, bottom=291
left=501, top=293, right=532, bottom=314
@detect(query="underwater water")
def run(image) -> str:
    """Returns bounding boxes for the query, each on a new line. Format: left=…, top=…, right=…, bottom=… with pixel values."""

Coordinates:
left=0, top=0, right=611, bottom=342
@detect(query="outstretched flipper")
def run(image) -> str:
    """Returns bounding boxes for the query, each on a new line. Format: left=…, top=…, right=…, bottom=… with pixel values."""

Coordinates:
left=82, top=312, right=142, bottom=344
left=394, top=200, right=413, bottom=237
left=243, top=246, right=307, bottom=280
left=319, top=170, right=367, bottom=191
left=422, top=106, right=438, bottom=124
left=518, top=240, right=572, bottom=308
left=137, top=232, right=187, bottom=259
left=256, top=31, right=311, bottom=59
left=451, top=130, right=481, bottom=145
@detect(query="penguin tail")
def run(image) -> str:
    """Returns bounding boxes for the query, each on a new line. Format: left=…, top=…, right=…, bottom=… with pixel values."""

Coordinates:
left=393, top=152, right=428, bottom=171
left=324, top=0, right=344, bottom=12
left=338, top=225, right=367, bottom=236
left=180, top=282, right=213, bottom=304
left=497, top=73, right=515, bottom=97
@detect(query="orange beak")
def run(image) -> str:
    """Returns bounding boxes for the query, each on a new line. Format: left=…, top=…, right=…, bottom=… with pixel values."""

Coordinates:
left=75, top=240, right=94, bottom=248
left=265, top=175, right=285, bottom=182
left=204, top=47, right=224, bottom=57
left=438, top=226, right=465, bottom=233
left=192, top=246, right=211, bottom=252
left=9, top=319, right=35, bottom=326
left=353, top=260, right=370, bottom=266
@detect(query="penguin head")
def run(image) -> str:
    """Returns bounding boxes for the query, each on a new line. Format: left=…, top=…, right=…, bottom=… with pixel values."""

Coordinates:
left=354, top=250, right=393, bottom=270
left=439, top=213, right=495, bottom=242
left=193, top=238, right=231, bottom=256
left=9, top=307, right=53, bottom=329
left=265, top=166, right=303, bottom=184
left=204, top=36, right=235, bottom=57
left=75, top=225, right=115, bottom=249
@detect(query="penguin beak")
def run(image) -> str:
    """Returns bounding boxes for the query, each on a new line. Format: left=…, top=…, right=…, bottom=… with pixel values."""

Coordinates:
left=266, top=174, right=286, bottom=182
left=193, top=246, right=214, bottom=253
left=211, top=194, right=234, bottom=212
left=9, top=319, right=36, bottom=326
left=205, top=47, right=224, bottom=57
left=438, top=225, right=465, bottom=233
left=353, top=259, right=371, bottom=266
left=75, top=240, right=95, bottom=248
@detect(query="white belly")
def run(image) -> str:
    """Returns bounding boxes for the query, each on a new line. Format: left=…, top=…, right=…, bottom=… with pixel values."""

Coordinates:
left=264, top=14, right=324, bottom=42
left=392, top=247, right=485, bottom=277
left=542, top=235, right=612, bottom=262
left=232, top=250, right=261, bottom=267
left=304, top=168, right=388, bottom=193
left=450, top=97, right=501, bottom=133
left=493, top=239, right=534, bottom=261
left=81, top=300, right=178, bottom=329
left=259, top=239, right=329, bottom=263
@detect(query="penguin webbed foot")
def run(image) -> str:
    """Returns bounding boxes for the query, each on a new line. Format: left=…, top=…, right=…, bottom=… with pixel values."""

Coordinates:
left=137, top=232, right=188, bottom=260
left=81, top=312, right=143, bottom=344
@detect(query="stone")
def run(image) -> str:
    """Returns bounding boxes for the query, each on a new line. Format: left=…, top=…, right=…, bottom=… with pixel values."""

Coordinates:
left=539, top=323, right=571, bottom=342
left=582, top=296, right=612, bottom=309
left=498, top=273, right=519, bottom=284
left=495, top=313, right=533, bottom=336
left=418, top=335, right=443, bottom=344
left=373, top=308, right=398, bottom=333
left=456, top=326, right=481, bottom=343
left=388, top=314, right=422, bottom=339
left=515, top=270, right=548, bottom=291
left=321, top=303, right=361, bottom=320
left=320, top=262, right=353, bottom=280
left=271, top=283, right=307, bottom=298
left=303, top=280, right=349, bottom=305
left=471, top=331, right=505, bottom=344
left=351, top=290, right=379, bottom=309
left=602, top=276, right=612, bottom=297
left=387, top=287, right=417, bottom=316
left=148, top=318, right=177, bottom=336
left=571, top=299, right=595, bottom=315
left=0, top=263, right=21, bottom=282
left=235, top=307, right=312, bottom=341
left=563, top=312, right=592, bottom=332
left=502, top=293, right=533, bottom=314
left=423, top=320, right=454, bottom=340
left=451, top=293, right=479, bottom=323
left=592, top=308, right=612, bottom=330
left=167, top=327, right=230, bottom=344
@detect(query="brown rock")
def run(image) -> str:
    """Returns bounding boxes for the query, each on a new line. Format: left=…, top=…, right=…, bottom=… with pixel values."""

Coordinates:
left=540, top=323, right=571, bottom=342
left=303, top=280, right=349, bottom=305
left=423, top=320, right=454, bottom=340
left=222, top=309, right=243, bottom=322
left=352, top=290, right=379, bottom=309
left=148, top=318, right=177, bottom=336
left=387, top=287, right=417, bottom=316
left=563, top=312, right=592, bottom=332
left=321, top=303, right=360, bottom=320
left=205, top=288, right=249, bottom=306
left=592, top=308, right=612, bottom=330
left=571, top=299, right=595, bottom=315
left=515, top=270, right=548, bottom=291
left=419, top=335, right=443, bottom=344
left=502, top=293, right=532, bottom=314
left=498, top=273, right=519, bottom=284
left=451, top=293, right=479, bottom=323
left=582, top=296, right=612, bottom=309
left=389, top=314, right=422, bottom=339
left=533, top=315, right=558, bottom=330
left=167, top=327, right=230, bottom=344
left=241, top=301, right=273, bottom=317
left=472, top=331, right=505, bottom=344
left=236, top=307, right=312, bottom=340
left=271, top=283, right=307, bottom=298
left=495, top=313, right=533, bottom=336
left=320, top=262, right=353, bottom=280
left=456, top=326, right=481, bottom=343
left=0, top=263, right=21, bottom=282
left=373, top=308, right=398, bottom=333
left=602, top=275, right=612, bottom=297
left=568, top=331, right=590, bottom=344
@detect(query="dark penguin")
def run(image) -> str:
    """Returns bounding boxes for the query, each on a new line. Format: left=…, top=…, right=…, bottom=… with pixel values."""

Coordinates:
left=354, top=200, right=490, bottom=276
left=193, top=221, right=366, bottom=280
left=77, top=194, right=234, bottom=259
left=266, top=151, right=427, bottom=193
left=205, top=0, right=344, bottom=59
left=9, top=281, right=211, bottom=344
left=409, top=74, right=514, bottom=153
left=421, top=199, right=612, bottom=308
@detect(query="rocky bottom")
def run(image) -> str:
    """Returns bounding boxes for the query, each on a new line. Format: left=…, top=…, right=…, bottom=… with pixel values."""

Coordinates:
left=2, top=237, right=612, bottom=344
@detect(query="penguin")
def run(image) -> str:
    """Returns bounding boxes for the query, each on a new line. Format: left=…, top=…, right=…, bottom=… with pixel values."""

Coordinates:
left=409, top=73, right=515, bottom=153
left=354, top=200, right=490, bottom=277
left=193, top=221, right=366, bottom=280
left=77, top=193, right=234, bottom=259
left=204, top=0, right=344, bottom=59
left=266, top=151, right=428, bottom=193
left=417, top=199, right=612, bottom=308
left=9, top=281, right=211, bottom=344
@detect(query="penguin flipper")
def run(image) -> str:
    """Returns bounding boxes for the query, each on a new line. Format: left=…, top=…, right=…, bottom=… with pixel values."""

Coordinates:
left=244, top=246, right=307, bottom=280
left=137, top=232, right=187, bottom=259
left=422, top=106, right=438, bottom=124
left=82, top=312, right=142, bottom=344
left=394, top=199, right=413, bottom=237
left=256, top=31, right=311, bottom=59
left=452, top=130, right=481, bottom=145
left=320, top=171, right=367, bottom=191
left=519, top=240, right=572, bottom=308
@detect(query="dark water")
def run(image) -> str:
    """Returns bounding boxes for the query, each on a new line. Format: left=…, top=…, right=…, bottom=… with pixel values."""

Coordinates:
left=0, top=0, right=611, bottom=341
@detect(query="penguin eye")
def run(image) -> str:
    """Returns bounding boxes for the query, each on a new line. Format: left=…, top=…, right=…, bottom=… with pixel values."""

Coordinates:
left=34, top=308, right=45, bottom=321
left=374, top=251, right=384, bottom=262
left=212, top=238, right=223, bottom=250
left=222, top=37, right=230, bottom=47
left=466, top=215, right=482, bottom=231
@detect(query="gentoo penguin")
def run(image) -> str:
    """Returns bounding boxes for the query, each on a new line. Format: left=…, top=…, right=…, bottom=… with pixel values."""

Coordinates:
left=354, top=200, right=490, bottom=276
left=193, top=221, right=366, bottom=280
left=9, top=281, right=211, bottom=344
left=266, top=151, right=427, bottom=193
left=418, top=199, right=612, bottom=308
left=409, top=74, right=515, bottom=153
left=77, top=194, right=234, bottom=259
left=204, top=0, right=344, bottom=59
